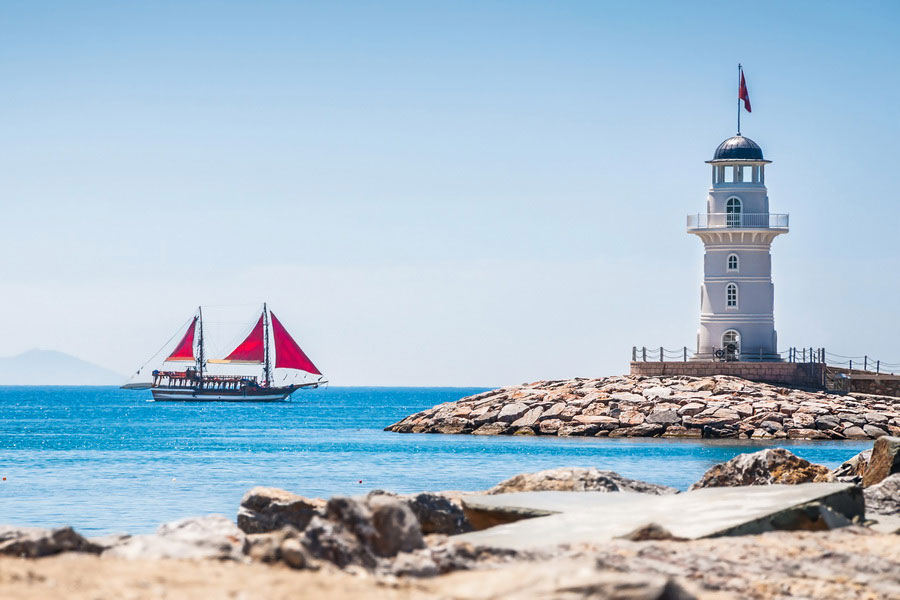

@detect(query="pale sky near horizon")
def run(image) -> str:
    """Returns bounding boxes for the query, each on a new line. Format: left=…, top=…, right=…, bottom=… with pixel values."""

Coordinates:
left=1, top=1, right=898, bottom=386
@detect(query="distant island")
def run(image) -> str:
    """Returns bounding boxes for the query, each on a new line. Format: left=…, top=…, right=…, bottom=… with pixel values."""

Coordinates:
left=0, top=349, right=123, bottom=386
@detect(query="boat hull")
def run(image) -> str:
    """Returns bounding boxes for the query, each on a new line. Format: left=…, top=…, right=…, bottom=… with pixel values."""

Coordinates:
left=149, top=383, right=319, bottom=402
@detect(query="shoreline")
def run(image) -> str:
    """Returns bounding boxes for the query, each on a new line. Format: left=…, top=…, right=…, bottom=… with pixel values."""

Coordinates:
left=1, top=440, right=899, bottom=599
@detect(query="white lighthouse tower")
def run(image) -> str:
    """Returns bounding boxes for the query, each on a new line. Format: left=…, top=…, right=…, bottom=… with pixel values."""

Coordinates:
left=687, top=134, right=789, bottom=361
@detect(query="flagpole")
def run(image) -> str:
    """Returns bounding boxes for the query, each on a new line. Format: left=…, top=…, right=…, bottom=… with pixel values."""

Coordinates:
left=737, top=63, right=742, bottom=135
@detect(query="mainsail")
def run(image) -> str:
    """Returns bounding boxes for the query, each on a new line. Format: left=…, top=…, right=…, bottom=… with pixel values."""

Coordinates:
left=214, top=314, right=266, bottom=364
left=166, top=316, right=197, bottom=362
left=271, top=312, right=321, bottom=375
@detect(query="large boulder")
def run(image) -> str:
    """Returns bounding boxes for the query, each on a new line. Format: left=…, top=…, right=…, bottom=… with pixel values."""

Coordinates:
left=237, top=486, right=324, bottom=534
left=405, top=492, right=472, bottom=535
left=864, top=473, right=900, bottom=516
left=298, top=515, right=377, bottom=569
left=832, top=449, right=872, bottom=484
left=0, top=525, right=100, bottom=558
left=689, top=448, right=833, bottom=490
left=366, top=495, right=426, bottom=557
left=104, top=514, right=246, bottom=561
left=487, top=467, right=678, bottom=495
left=325, top=495, right=424, bottom=558
left=861, top=436, right=900, bottom=487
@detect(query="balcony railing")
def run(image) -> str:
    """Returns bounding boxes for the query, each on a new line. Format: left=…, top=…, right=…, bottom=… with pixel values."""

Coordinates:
left=686, top=213, right=789, bottom=230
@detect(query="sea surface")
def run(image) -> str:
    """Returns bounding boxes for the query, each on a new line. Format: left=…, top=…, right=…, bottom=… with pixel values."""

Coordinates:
left=0, top=386, right=869, bottom=535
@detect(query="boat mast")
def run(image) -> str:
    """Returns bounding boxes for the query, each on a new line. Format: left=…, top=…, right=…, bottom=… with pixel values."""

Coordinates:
left=197, top=306, right=205, bottom=385
left=263, top=303, right=271, bottom=387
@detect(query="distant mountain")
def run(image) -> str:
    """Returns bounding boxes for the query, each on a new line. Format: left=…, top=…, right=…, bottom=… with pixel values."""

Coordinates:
left=0, top=349, right=124, bottom=386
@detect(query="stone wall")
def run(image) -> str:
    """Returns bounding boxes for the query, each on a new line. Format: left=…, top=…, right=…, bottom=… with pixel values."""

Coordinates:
left=629, top=361, right=825, bottom=388
left=827, top=368, right=900, bottom=398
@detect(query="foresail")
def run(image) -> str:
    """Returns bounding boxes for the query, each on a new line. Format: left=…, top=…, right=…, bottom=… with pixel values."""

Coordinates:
left=271, top=312, right=322, bottom=375
left=166, top=316, right=198, bottom=362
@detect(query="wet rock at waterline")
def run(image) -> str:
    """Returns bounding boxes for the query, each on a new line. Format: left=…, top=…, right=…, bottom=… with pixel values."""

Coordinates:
left=689, top=448, right=833, bottom=490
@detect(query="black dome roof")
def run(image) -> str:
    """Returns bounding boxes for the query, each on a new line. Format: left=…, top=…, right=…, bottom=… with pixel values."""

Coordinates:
left=713, top=135, right=764, bottom=161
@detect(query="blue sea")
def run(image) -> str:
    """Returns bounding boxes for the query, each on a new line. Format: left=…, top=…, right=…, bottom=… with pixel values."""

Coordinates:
left=0, top=386, right=869, bottom=535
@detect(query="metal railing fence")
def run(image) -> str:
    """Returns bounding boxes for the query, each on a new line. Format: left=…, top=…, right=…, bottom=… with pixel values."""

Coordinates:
left=686, top=213, right=789, bottom=230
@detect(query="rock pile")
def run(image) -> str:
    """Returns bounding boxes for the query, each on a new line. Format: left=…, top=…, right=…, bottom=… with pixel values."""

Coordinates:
left=487, top=467, right=678, bottom=495
left=386, top=375, right=900, bottom=440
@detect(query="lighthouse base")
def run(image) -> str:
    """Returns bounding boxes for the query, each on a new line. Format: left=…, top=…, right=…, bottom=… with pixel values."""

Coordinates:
left=630, top=361, right=824, bottom=389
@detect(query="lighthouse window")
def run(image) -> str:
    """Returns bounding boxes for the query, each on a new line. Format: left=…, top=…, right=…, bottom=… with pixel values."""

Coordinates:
left=727, top=254, right=739, bottom=271
left=726, top=283, right=738, bottom=307
left=726, top=197, right=742, bottom=227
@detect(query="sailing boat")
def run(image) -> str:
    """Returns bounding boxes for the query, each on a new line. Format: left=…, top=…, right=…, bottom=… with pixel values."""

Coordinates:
left=124, top=304, right=325, bottom=401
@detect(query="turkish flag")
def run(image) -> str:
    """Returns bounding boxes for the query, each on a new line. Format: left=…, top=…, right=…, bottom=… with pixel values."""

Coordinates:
left=739, top=71, right=751, bottom=113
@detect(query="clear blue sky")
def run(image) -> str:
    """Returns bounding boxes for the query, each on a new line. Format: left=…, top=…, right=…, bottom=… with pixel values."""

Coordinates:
left=1, top=1, right=898, bottom=385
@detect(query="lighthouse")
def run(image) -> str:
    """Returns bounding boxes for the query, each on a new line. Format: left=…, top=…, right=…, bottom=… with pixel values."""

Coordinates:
left=687, top=134, right=789, bottom=361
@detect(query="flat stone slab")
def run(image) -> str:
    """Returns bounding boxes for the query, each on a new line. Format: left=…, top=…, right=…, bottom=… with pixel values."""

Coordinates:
left=457, top=483, right=862, bottom=550
left=462, top=491, right=648, bottom=530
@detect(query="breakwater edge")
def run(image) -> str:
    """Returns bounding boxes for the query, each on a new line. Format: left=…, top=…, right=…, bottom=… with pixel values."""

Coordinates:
left=386, top=375, right=900, bottom=440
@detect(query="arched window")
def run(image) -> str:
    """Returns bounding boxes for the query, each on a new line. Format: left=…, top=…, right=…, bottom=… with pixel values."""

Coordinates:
left=727, top=253, right=739, bottom=271
left=722, top=330, right=740, bottom=355
left=726, top=282, right=738, bottom=308
left=726, top=197, right=742, bottom=227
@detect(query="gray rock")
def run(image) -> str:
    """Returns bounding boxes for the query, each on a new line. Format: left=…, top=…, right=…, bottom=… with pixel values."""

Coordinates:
left=325, top=496, right=378, bottom=548
left=497, top=402, right=529, bottom=423
left=487, top=467, right=677, bottom=496
left=862, top=436, right=900, bottom=487
left=832, top=449, right=872, bottom=484
left=815, top=415, right=841, bottom=430
left=689, top=448, right=833, bottom=490
left=864, top=473, right=900, bottom=516
left=280, top=537, right=316, bottom=569
left=865, top=412, right=889, bottom=424
left=863, top=424, right=889, bottom=438
left=837, top=412, right=867, bottom=426
left=237, top=486, right=323, bottom=534
left=609, top=423, right=665, bottom=437
left=0, top=525, right=101, bottom=558
left=760, top=420, right=783, bottom=433
left=646, top=409, right=680, bottom=425
left=843, top=426, right=869, bottom=439
left=677, top=402, right=706, bottom=416
left=104, top=514, right=247, bottom=561
left=405, top=492, right=471, bottom=535
left=558, top=423, right=601, bottom=437
left=510, top=406, right=543, bottom=427
left=473, top=422, right=510, bottom=435
left=299, top=515, right=376, bottom=569
left=366, top=494, right=425, bottom=557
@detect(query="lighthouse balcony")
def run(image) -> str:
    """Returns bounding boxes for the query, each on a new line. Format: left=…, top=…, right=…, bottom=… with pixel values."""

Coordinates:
left=687, top=213, right=789, bottom=232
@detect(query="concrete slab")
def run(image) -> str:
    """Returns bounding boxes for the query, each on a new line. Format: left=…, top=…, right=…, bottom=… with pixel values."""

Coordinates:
left=456, top=483, right=863, bottom=551
left=462, top=491, right=646, bottom=530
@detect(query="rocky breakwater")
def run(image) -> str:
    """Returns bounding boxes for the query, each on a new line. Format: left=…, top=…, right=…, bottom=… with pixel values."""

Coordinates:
left=386, top=374, right=900, bottom=440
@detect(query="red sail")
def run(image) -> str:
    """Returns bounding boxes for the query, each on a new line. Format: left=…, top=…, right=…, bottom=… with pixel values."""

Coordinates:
left=271, top=312, right=321, bottom=375
left=166, top=317, right=197, bottom=362
left=221, top=314, right=266, bottom=363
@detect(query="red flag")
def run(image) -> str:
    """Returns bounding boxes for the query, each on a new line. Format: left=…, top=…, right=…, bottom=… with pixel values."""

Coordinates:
left=739, top=71, right=751, bottom=113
